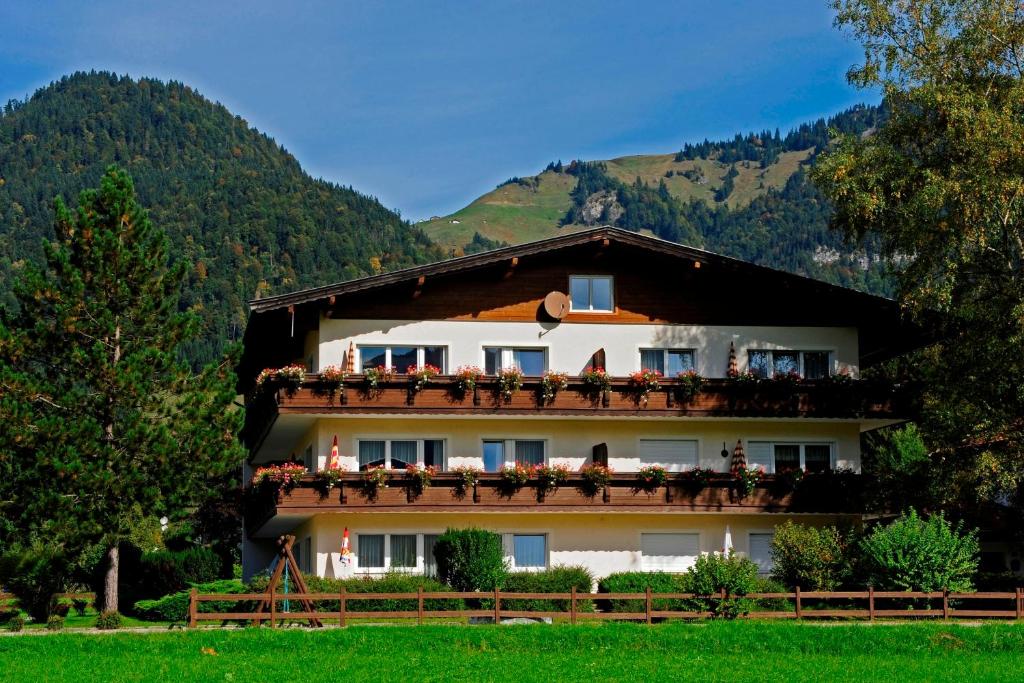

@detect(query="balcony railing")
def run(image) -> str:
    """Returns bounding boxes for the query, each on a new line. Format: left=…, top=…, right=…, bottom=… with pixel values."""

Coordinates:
left=243, top=374, right=909, bottom=450
left=245, top=470, right=866, bottom=536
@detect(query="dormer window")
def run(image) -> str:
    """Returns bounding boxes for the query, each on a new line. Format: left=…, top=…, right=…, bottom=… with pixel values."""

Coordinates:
left=569, top=275, right=614, bottom=312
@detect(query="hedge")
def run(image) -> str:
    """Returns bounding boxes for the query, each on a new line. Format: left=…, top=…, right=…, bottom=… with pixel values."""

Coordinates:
left=133, top=579, right=246, bottom=622
left=598, top=572, right=790, bottom=615
left=499, top=566, right=595, bottom=613
left=138, top=547, right=222, bottom=598
left=246, top=573, right=463, bottom=612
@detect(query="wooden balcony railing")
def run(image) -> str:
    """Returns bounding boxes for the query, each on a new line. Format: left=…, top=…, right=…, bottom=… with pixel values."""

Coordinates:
left=245, top=470, right=866, bottom=536
left=243, top=374, right=910, bottom=450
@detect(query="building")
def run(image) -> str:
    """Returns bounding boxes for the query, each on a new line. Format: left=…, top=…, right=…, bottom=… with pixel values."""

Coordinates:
left=238, top=227, right=921, bottom=581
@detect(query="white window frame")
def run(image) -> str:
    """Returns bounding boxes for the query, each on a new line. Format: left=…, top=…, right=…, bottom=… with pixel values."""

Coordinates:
left=481, top=438, right=547, bottom=471
left=569, top=275, right=615, bottom=313
left=639, top=531, right=702, bottom=572
left=354, top=437, right=447, bottom=470
left=481, top=346, right=548, bottom=375
left=355, top=532, right=428, bottom=574
left=503, top=533, right=549, bottom=571
left=638, top=348, right=697, bottom=374
left=636, top=437, right=701, bottom=473
left=357, top=345, right=448, bottom=372
left=746, top=440, right=836, bottom=474
left=747, top=530, right=775, bottom=575
left=747, top=349, right=833, bottom=378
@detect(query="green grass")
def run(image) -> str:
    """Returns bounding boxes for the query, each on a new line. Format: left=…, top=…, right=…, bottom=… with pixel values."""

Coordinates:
left=1, top=621, right=1021, bottom=682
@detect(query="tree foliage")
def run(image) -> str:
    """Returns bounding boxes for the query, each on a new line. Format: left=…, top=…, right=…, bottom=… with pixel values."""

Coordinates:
left=0, top=166, right=244, bottom=611
left=812, top=0, right=1024, bottom=513
left=769, top=521, right=851, bottom=590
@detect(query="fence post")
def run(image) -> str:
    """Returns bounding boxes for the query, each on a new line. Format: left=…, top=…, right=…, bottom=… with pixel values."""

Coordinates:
left=494, top=587, right=501, bottom=624
left=269, top=585, right=277, bottom=629
left=645, top=586, right=652, bottom=624
left=794, top=586, right=802, bottom=619
left=570, top=586, right=577, bottom=626
left=720, top=587, right=726, bottom=619
left=339, top=587, right=347, bottom=628
left=1016, top=587, right=1022, bottom=620
left=417, top=585, right=424, bottom=626
left=942, top=589, right=949, bottom=620
left=188, top=588, right=198, bottom=629
left=868, top=586, right=875, bottom=622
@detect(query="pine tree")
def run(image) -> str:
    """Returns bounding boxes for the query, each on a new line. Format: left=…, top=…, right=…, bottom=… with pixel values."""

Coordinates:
left=0, top=166, right=244, bottom=613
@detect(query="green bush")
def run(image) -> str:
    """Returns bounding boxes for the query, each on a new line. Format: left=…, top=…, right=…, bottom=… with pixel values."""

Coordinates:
left=46, top=615, right=65, bottom=631
left=0, top=548, right=72, bottom=621
left=859, top=510, right=979, bottom=592
left=500, top=566, right=595, bottom=613
left=597, top=571, right=689, bottom=613
left=133, top=579, right=246, bottom=622
left=7, top=615, right=25, bottom=632
left=95, top=611, right=121, bottom=630
left=687, top=551, right=760, bottom=618
left=433, top=528, right=507, bottom=591
left=770, top=521, right=850, bottom=590
left=138, top=547, right=222, bottom=598
left=752, top=577, right=791, bottom=612
left=246, top=573, right=463, bottom=613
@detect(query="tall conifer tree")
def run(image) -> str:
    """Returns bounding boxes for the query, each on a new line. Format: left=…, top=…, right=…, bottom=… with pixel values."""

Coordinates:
left=0, top=166, right=243, bottom=612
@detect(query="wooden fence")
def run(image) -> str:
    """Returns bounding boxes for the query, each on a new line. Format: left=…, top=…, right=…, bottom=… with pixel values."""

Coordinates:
left=188, top=586, right=1024, bottom=627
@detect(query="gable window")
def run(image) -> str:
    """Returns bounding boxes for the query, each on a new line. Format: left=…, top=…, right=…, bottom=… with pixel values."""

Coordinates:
left=638, top=439, right=698, bottom=472
left=483, top=347, right=546, bottom=375
left=359, top=345, right=446, bottom=372
left=641, top=533, right=700, bottom=571
left=569, top=275, right=614, bottom=312
left=482, top=439, right=545, bottom=472
left=746, top=441, right=834, bottom=474
left=357, top=439, right=445, bottom=470
left=747, top=350, right=831, bottom=379
left=640, top=348, right=695, bottom=375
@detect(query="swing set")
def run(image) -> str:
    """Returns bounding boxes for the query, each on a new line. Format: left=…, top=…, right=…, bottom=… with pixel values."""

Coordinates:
left=252, top=534, right=323, bottom=628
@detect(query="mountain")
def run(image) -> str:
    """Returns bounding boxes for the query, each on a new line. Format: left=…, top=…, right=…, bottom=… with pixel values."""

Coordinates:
left=421, top=103, right=893, bottom=295
left=0, top=72, right=443, bottom=366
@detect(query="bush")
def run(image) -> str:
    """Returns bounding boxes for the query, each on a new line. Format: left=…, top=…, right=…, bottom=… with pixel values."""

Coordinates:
left=752, top=577, right=791, bottom=612
left=137, top=547, right=222, bottom=598
left=687, top=551, right=760, bottom=618
left=500, top=566, right=594, bottom=613
left=7, top=615, right=25, bottom=632
left=859, top=510, right=979, bottom=592
left=0, top=548, right=72, bottom=622
left=133, top=579, right=246, bottom=622
left=597, top=571, right=689, bottom=613
left=46, top=615, right=65, bottom=631
left=770, top=521, right=850, bottom=590
left=246, top=573, right=463, bottom=613
left=95, top=610, right=121, bottom=630
left=433, top=528, right=507, bottom=591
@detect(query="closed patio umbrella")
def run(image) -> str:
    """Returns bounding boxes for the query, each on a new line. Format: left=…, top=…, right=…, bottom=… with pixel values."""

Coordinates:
left=329, top=435, right=340, bottom=469
left=346, top=341, right=356, bottom=374
left=340, top=527, right=353, bottom=566
left=723, top=525, right=733, bottom=554
left=730, top=439, right=746, bottom=475
left=728, top=341, right=738, bottom=377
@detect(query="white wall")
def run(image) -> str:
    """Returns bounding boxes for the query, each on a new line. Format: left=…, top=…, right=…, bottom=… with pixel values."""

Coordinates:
left=317, top=318, right=859, bottom=378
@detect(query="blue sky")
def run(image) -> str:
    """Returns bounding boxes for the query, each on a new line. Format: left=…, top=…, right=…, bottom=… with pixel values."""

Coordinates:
left=0, top=1, right=872, bottom=220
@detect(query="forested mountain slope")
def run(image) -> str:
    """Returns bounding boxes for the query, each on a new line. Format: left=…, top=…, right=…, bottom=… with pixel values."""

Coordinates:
left=0, top=72, right=442, bottom=365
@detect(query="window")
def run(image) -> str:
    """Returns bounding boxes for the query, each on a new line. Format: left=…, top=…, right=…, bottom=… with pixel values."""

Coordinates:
left=747, top=442, right=835, bottom=474
left=482, top=439, right=545, bottom=472
left=512, top=534, right=547, bottom=569
left=749, top=533, right=774, bottom=574
left=483, top=347, right=546, bottom=375
left=569, top=275, right=614, bottom=312
left=747, top=350, right=832, bottom=379
left=357, top=439, right=446, bottom=470
left=358, top=534, right=385, bottom=569
left=301, top=537, right=312, bottom=574
left=641, top=533, right=700, bottom=571
left=423, top=534, right=440, bottom=578
left=359, top=345, right=447, bottom=372
left=640, top=349, right=695, bottom=376
left=638, top=439, right=698, bottom=472
left=390, top=534, right=417, bottom=569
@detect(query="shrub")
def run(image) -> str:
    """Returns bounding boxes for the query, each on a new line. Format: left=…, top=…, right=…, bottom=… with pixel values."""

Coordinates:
left=95, top=611, right=121, bottom=630
left=0, top=547, right=72, bottom=621
left=6, top=615, right=25, bottom=632
left=133, top=579, right=245, bottom=622
left=859, top=510, right=979, bottom=592
left=500, top=566, right=594, bottom=613
left=46, top=615, right=65, bottom=631
left=434, top=528, right=507, bottom=591
left=246, top=573, right=462, bottom=612
left=597, top=571, right=688, bottom=613
left=687, top=551, right=760, bottom=618
left=752, top=577, right=791, bottom=612
left=770, top=521, right=850, bottom=590
left=138, top=547, right=222, bottom=598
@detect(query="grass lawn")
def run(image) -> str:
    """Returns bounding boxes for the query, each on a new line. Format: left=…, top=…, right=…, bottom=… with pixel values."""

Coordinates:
left=1, top=621, right=1022, bottom=682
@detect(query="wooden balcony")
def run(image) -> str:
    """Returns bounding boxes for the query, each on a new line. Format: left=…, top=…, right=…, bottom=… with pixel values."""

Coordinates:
left=245, top=470, right=866, bottom=537
left=243, top=375, right=909, bottom=450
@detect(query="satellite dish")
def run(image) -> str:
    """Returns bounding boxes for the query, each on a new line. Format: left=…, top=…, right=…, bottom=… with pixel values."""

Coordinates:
left=543, top=291, right=570, bottom=320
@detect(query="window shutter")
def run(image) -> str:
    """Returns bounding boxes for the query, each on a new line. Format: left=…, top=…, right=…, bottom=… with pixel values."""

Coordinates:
left=638, top=439, right=698, bottom=472
left=746, top=441, right=772, bottom=471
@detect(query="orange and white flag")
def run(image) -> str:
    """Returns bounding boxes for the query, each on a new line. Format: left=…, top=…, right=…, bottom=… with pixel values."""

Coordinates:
left=340, top=527, right=352, bottom=565
left=329, top=435, right=340, bottom=469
